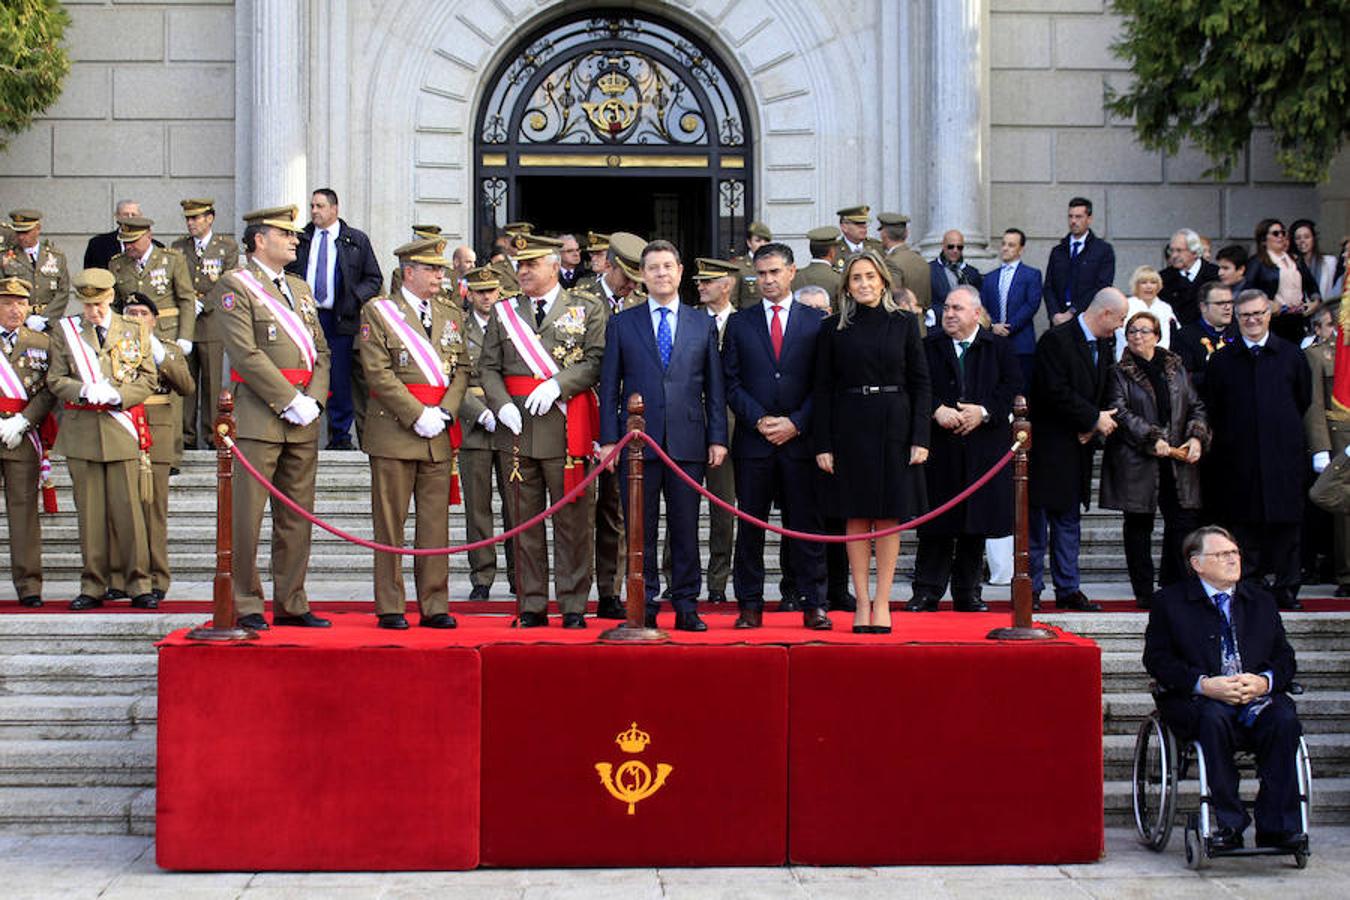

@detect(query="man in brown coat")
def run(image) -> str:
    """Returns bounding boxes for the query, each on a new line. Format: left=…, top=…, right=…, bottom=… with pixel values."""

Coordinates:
left=878, top=212, right=932, bottom=315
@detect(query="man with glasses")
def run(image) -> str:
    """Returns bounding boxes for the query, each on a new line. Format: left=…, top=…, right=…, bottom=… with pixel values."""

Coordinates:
left=1173, top=281, right=1238, bottom=392
left=1160, top=228, right=1220, bottom=326
left=928, top=229, right=983, bottom=319
left=1203, top=290, right=1311, bottom=610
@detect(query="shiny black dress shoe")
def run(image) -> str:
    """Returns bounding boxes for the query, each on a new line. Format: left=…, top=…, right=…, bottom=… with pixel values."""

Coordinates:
left=905, top=595, right=939, bottom=612
left=734, top=608, right=763, bottom=629
left=273, top=612, right=332, bottom=628
left=1255, top=830, right=1306, bottom=852
left=953, top=598, right=990, bottom=612
left=660, top=586, right=674, bottom=600
left=151, top=588, right=166, bottom=602
left=518, top=611, right=549, bottom=628
left=102, top=588, right=129, bottom=602
left=1279, top=597, right=1305, bottom=611
left=130, top=593, right=158, bottom=609
left=828, top=591, right=857, bottom=613
left=325, top=437, right=356, bottom=451
left=851, top=624, right=871, bottom=634
left=674, top=611, right=708, bottom=632
left=1208, top=825, right=1244, bottom=852
left=377, top=613, right=410, bottom=630
left=237, top=613, right=269, bottom=631
left=871, top=625, right=892, bottom=635
left=420, top=613, right=457, bottom=629
left=18, top=596, right=42, bottom=608
left=707, top=590, right=728, bottom=604
left=562, top=612, right=587, bottom=629
left=1055, top=591, right=1102, bottom=612
left=596, top=595, right=626, bottom=619
left=803, top=608, right=833, bottom=630
left=1032, top=594, right=1042, bottom=611
left=69, top=594, right=103, bottom=611
left=777, top=594, right=802, bottom=613
left=468, top=584, right=490, bottom=601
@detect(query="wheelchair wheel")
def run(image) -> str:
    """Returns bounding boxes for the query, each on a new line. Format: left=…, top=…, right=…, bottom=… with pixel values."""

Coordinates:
left=1133, top=713, right=1178, bottom=851
left=1184, top=818, right=1209, bottom=870
left=1294, top=847, right=1309, bottom=869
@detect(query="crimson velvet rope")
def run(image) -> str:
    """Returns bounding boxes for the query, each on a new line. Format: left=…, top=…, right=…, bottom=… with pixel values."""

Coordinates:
left=224, top=430, right=1017, bottom=555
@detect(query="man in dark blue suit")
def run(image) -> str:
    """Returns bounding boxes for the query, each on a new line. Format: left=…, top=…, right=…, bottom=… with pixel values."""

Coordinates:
left=1144, top=525, right=1304, bottom=852
left=598, top=240, right=728, bottom=632
left=980, top=227, right=1042, bottom=389
left=722, top=242, right=831, bottom=630
left=1043, top=197, right=1115, bottom=326
left=928, top=229, right=983, bottom=318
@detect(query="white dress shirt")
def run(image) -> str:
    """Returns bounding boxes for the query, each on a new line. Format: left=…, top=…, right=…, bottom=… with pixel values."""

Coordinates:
left=762, top=297, right=793, bottom=335
left=648, top=296, right=680, bottom=345
left=253, top=258, right=295, bottom=306
left=529, top=282, right=562, bottom=323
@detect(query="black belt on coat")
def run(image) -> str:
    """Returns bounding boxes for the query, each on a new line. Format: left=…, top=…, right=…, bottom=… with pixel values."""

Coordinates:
left=844, top=385, right=900, bottom=395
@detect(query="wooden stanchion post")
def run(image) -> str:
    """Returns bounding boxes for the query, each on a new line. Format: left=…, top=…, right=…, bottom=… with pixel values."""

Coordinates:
left=187, top=392, right=257, bottom=641
left=601, top=394, right=668, bottom=641
left=988, top=395, right=1055, bottom=641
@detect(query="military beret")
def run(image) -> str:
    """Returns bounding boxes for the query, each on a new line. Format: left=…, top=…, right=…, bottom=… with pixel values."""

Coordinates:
left=73, top=268, right=117, bottom=303
left=807, top=226, right=842, bottom=242
left=117, top=216, right=154, bottom=242
left=506, top=232, right=564, bottom=262
left=0, top=276, right=32, bottom=299
left=7, top=210, right=42, bottom=233
left=118, top=291, right=160, bottom=317
left=180, top=198, right=215, bottom=217
left=747, top=221, right=773, bottom=240
left=242, top=204, right=301, bottom=232
left=876, top=212, right=910, bottom=227
left=412, top=223, right=442, bottom=240
left=464, top=265, right=501, bottom=291
left=693, top=258, right=739, bottom=281
left=393, top=237, right=449, bottom=267
left=608, top=231, right=647, bottom=280
left=836, top=205, right=871, bottom=223
left=585, top=231, right=611, bottom=253
left=503, top=221, right=534, bottom=236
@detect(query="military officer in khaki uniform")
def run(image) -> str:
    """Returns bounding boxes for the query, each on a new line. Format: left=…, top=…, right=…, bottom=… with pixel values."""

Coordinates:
left=48, top=269, right=158, bottom=610
left=216, top=206, right=332, bottom=630
left=573, top=231, right=611, bottom=296
left=387, top=224, right=444, bottom=297
left=877, top=211, right=933, bottom=314
left=172, top=199, right=239, bottom=450
left=2, top=210, right=71, bottom=324
left=791, top=226, right=844, bottom=303
left=1305, top=324, right=1350, bottom=596
left=0, top=277, right=56, bottom=606
left=731, top=221, right=772, bottom=309
left=358, top=238, right=469, bottom=629
left=486, top=222, right=532, bottom=298
left=479, top=232, right=605, bottom=627
left=457, top=266, right=517, bottom=600
left=834, top=205, right=883, bottom=265
left=115, top=293, right=195, bottom=601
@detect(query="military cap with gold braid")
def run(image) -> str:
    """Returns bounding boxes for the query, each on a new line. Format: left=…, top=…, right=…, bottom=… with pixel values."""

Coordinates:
left=7, top=210, right=42, bottom=233
left=464, top=265, right=501, bottom=292
left=836, top=205, right=871, bottom=224
left=585, top=231, right=611, bottom=253
left=693, top=258, right=739, bottom=281
left=241, top=204, right=302, bottom=233
left=807, top=225, right=842, bottom=242
left=506, top=232, right=564, bottom=262
left=73, top=268, right=117, bottom=303
left=0, top=276, right=32, bottom=299
left=747, top=221, right=773, bottom=240
left=503, top=221, right=534, bottom=235
left=393, top=237, right=449, bottom=267
left=876, top=212, right=910, bottom=227
left=180, top=198, right=215, bottom=217
left=116, top=216, right=153, bottom=242
left=608, top=231, right=647, bottom=281
left=412, top=223, right=442, bottom=240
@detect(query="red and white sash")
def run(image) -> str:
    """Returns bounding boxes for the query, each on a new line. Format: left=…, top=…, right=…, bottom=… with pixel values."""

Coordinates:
left=374, top=297, right=448, bottom=388
left=495, top=298, right=565, bottom=414
left=234, top=269, right=317, bottom=371
left=0, top=349, right=43, bottom=460
left=57, top=317, right=139, bottom=444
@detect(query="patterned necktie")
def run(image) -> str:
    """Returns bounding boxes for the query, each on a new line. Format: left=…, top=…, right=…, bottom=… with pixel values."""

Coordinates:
left=1213, top=592, right=1240, bottom=674
left=769, top=304, right=784, bottom=360
left=2, top=331, right=14, bottom=354
left=314, top=230, right=329, bottom=306
left=657, top=307, right=672, bottom=370
left=535, top=297, right=547, bottom=327
left=96, top=326, right=106, bottom=348
left=998, top=265, right=1013, bottom=323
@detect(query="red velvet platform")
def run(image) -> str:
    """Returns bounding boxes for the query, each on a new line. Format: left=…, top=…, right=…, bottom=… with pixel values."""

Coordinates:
left=155, top=612, right=1102, bottom=870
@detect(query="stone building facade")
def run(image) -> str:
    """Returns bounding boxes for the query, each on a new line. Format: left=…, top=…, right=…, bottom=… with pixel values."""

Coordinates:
left=1, top=0, right=1345, bottom=283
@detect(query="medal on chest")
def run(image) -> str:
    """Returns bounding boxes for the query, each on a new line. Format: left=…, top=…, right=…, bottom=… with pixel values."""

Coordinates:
left=149, top=267, right=169, bottom=294
left=203, top=257, right=223, bottom=282
left=109, top=335, right=143, bottom=383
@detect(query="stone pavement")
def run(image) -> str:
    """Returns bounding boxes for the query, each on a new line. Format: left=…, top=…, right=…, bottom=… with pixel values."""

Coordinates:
left=3, top=828, right=1348, bottom=899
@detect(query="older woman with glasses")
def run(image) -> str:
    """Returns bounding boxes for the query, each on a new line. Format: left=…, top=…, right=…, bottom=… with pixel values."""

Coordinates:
left=1101, top=310, right=1209, bottom=607
left=1242, top=218, right=1321, bottom=343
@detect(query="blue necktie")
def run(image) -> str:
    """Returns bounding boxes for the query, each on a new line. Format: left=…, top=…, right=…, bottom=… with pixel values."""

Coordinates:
left=657, top=307, right=672, bottom=370
left=1087, top=338, right=1098, bottom=366
left=314, top=230, right=329, bottom=306
left=1213, top=591, right=1236, bottom=660
left=998, top=265, right=1013, bottom=323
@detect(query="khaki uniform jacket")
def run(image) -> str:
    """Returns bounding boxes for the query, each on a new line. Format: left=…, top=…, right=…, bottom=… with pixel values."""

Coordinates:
left=833, top=237, right=883, bottom=268
left=884, top=243, right=933, bottom=311
left=479, top=288, right=605, bottom=458
left=0, top=326, right=56, bottom=459
left=109, top=246, right=198, bottom=342
left=1304, top=341, right=1350, bottom=455
left=574, top=276, right=645, bottom=321
left=1, top=239, right=70, bottom=320
left=215, top=261, right=332, bottom=444
left=489, top=258, right=521, bottom=296
left=48, top=314, right=157, bottom=461
left=791, top=261, right=843, bottom=301
left=457, top=311, right=494, bottom=452
left=171, top=234, right=239, bottom=343
left=145, top=342, right=195, bottom=465
left=358, top=291, right=469, bottom=461
left=731, top=255, right=761, bottom=309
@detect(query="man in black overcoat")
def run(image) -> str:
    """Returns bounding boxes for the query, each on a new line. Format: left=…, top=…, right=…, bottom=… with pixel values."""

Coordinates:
left=910, top=287, right=1021, bottom=611
left=1203, top=289, right=1312, bottom=609
left=1028, top=287, right=1128, bottom=610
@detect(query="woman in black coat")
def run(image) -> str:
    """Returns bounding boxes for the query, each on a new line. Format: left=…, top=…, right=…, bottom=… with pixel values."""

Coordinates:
left=1242, top=218, right=1321, bottom=344
left=1100, top=310, right=1210, bottom=607
left=814, top=251, right=931, bottom=633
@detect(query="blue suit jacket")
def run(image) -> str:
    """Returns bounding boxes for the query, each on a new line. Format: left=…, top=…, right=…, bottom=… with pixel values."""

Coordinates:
left=1043, top=229, right=1115, bottom=317
left=929, top=259, right=984, bottom=315
left=980, top=261, right=1043, bottom=355
left=722, top=301, right=825, bottom=460
left=599, top=302, right=728, bottom=462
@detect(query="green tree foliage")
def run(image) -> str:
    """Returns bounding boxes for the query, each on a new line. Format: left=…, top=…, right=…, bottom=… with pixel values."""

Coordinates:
left=0, top=0, right=70, bottom=152
left=1108, top=0, right=1349, bottom=182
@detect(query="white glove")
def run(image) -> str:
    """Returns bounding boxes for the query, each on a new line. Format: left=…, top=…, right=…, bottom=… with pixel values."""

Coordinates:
left=0, top=415, right=29, bottom=449
left=477, top=408, right=497, bottom=433
left=195, top=298, right=205, bottom=317
left=413, top=406, right=448, bottom=439
left=176, top=338, right=193, bottom=356
left=523, top=377, right=562, bottom=416
left=1313, top=451, right=1330, bottom=474
left=149, top=336, right=166, bottom=365
left=84, top=382, right=122, bottom=406
left=497, top=403, right=523, bottom=436
left=24, top=315, right=46, bottom=333
left=281, top=392, right=321, bottom=427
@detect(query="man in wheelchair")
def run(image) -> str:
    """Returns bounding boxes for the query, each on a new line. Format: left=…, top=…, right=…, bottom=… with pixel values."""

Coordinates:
left=1143, top=524, right=1304, bottom=852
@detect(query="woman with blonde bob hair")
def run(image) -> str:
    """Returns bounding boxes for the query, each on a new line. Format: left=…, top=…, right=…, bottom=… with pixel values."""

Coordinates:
left=814, top=251, right=931, bottom=633
left=1115, top=265, right=1179, bottom=358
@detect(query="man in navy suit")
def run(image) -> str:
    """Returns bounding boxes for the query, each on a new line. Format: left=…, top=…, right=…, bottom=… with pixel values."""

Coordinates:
left=928, top=229, right=983, bottom=318
left=1043, top=197, right=1115, bottom=325
left=980, top=227, right=1042, bottom=389
left=1144, top=525, right=1303, bottom=852
left=722, top=242, right=831, bottom=630
left=598, top=240, right=728, bottom=632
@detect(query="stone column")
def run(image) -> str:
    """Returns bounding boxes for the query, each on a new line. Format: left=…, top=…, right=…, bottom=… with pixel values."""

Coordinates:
left=922, top=0, right=989, bottom=258
left=247, top=0, right=308, bottom=213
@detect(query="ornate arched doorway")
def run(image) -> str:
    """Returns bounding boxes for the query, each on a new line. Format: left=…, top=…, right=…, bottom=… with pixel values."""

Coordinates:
left=474, top=10, right=753, bottom=261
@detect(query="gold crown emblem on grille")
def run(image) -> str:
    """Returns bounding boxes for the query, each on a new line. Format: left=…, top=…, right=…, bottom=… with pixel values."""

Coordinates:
left=597, top=69, right=629, bottom=96
left=615, top=721, right=651, bottom=753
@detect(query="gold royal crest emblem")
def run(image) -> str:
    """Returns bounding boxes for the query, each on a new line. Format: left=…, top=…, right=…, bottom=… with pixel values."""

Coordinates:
left=595, top=722, right=673, bottom=815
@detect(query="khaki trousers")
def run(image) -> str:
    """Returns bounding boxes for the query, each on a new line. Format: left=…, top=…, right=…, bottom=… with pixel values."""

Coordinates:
left=68, top=457, right=151, bottom=598
left=500, top=452, right=593, bottom=614
left=594, top=466, right=625, bottom=597
left=370, top=455, right=451, bottom=617
left=110, top=460, right=172, bottom=594
left=1, top=449, right=42, bottom=597
left=232, top=438, right=317, bottom=617
left=185, top=339, right=225, bottom=448
left=459, top=446, right=515, bottom=589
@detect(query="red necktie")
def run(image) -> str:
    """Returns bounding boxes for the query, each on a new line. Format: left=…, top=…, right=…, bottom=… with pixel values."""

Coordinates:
left=770, top=304, right=784, bottom=360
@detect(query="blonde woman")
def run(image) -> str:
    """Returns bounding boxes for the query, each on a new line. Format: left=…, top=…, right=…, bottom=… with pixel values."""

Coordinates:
left=1115, top=265, right=1179, bottom=359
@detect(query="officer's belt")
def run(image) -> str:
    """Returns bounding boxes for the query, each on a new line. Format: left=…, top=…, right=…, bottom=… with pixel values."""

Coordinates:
left=158, top=308, right=179, bottom=318
left=142, top=395, right=172, bottom=407
left=0, top=398, right=26, bottom=414
left=65, top=402, right=117, bottom=412
left=231, top=367, right=312, bottom=388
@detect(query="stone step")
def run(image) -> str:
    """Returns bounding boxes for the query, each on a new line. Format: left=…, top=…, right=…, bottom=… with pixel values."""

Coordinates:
left=0, top=654, right=157, bottom=696
left=0, top=785, right=154, bottom=835
left=0, top=738, right=155, bottom=786
left=1101, top=732, right=1350, bottom=780
left=1101, top=776, right=1350, bottom=825
left=1102, top=691, right=1350, bottom=735
left=0, top=695, right=154, bottom=740
left=1102, top=651, right=1350, bottom=693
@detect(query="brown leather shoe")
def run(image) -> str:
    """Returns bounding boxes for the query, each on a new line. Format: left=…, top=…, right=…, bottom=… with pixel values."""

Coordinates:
left=734, top=608, right=763, bottom=629
left=803, top=608, right=833, bottom=630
